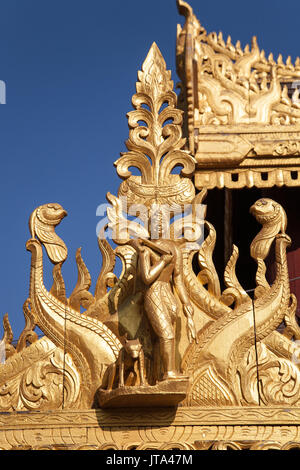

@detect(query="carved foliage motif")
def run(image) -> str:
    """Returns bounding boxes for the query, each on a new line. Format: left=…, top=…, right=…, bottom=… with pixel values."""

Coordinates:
left=0, top=338, right=80, bottom=411
left=116, top=42, right=196, bottom=209
left=177, top=0, right=300, bottom=128
left=239, top=342, right=300, bottom=406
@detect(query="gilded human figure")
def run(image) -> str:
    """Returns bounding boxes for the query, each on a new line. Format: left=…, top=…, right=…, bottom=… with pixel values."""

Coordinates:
left=132, top=237, right=197, bottom=381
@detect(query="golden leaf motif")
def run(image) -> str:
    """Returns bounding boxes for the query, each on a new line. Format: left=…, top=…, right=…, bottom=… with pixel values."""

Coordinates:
left=114, top=42, right=195, bottom=207
left=239, top=342, right=300, bottom=406
left=0, top=338, right=80, bottom=411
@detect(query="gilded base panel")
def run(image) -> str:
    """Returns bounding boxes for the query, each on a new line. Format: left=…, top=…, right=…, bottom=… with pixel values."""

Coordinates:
left=1, top=407, right=300, bottom=450
left=98, top=378, right=189, bottom=408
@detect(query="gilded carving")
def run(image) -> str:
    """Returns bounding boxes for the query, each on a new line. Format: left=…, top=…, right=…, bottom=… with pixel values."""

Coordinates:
left=239, top=342, right=300, bottom=406
left=0, top=337, right=80, bottom=411
left=1, top=15, right=300, bottom=450
left=177, top=0, right=300, bottom=129
left=177, top=0, right=300, bottom=189
left=1, top=36, right=300, bottom=413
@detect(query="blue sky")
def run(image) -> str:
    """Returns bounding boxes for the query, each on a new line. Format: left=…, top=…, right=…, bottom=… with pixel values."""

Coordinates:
left=0, top=0, right=300, bottom=338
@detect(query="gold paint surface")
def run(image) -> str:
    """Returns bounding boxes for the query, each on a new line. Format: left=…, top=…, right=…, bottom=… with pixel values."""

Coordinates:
left=177, top=0, right=300, bottom=188
left=1, top=3, right=300, bottom=450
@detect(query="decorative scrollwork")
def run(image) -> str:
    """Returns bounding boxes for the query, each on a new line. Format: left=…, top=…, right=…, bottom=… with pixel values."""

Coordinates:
left=115, top=42, right=196, bottom=213
left=239, top=342, right=300, bottom=406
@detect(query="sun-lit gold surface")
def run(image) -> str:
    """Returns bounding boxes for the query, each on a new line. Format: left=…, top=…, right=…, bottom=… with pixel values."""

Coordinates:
left=1, top=3, right=300, bottom=450
left=1, top=406, right=300, bottom=450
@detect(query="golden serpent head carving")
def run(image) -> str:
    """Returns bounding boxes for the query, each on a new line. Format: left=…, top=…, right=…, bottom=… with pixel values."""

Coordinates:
left=250, top=198, right=288, bottom=261
left=250, top=198, right=287, bottom=227
left=30, top=203, right=67, bottom=232
left=29, top=203, right=68, bottom=264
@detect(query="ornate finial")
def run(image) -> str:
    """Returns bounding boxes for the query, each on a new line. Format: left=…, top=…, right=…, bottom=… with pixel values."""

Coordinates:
left=177, top=0, right=194, bottom=18
left=176, top=0, right=205, bottom=35
left=114, top=42, right=196, bottom=210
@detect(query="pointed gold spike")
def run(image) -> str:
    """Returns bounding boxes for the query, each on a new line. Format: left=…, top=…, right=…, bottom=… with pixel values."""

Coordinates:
left=251, top=36, right=258, bottom=50
left=227, top=35, right=235, bottom=53
left=286, top=55, right=294, bottom=69
left=235, top=40, right=242, bottom=55
left=277, top=54, right=283, bottom=65
left=218, top=31, right=225, bottom=47
left=260, top=49, right=267, bottom=63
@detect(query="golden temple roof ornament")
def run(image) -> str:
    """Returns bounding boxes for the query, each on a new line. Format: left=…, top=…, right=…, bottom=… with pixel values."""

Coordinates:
left=2, top=2, right=300, bottom=451
left=176, top=0, right=300, bottom=189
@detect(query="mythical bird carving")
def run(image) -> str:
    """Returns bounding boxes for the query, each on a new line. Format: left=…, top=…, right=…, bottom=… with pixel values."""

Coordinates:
left=29, top=203, right=68, bottom=304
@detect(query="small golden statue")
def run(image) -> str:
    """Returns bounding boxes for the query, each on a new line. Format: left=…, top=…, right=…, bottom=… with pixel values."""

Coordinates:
left=131, top=237, right=196, bottom=381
